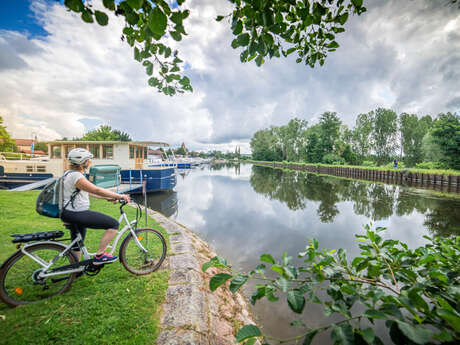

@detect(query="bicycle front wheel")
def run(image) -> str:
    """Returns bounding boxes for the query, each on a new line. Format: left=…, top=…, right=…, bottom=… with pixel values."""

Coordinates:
left=0, top=243, right=77, bottom=307
left=119, top=228, right=167, bottom=275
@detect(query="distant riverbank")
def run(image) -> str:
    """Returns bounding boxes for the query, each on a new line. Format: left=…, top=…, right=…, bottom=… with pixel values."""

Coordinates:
left=249, top=160, right=460, bottom=194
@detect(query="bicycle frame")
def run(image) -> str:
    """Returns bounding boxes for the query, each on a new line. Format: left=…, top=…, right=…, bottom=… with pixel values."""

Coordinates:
left=20, top=205, right=147, bottom=279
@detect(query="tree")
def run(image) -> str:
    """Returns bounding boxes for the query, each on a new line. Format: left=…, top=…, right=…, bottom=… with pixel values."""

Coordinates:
left=274, top=118, right=308, bottom=161
left=0, top=116, right=16, bottom=152
left=304, top=124, right=323, bottom=163
left=372, top=108, right=398, bottom=165
left=250, top=128, right=282, bottom=161
left=341, top=144, right=358, bottom=165
left=430, top=112, right=460, bottom=169
left=175, top=146, right=186, bottom=156
left=399, top=113, right=432, bottom=167
left=63, top=0, right=367, bottom=95
left=79, top=125, right=132, bottom=141
left=352, top=112, right=374, bottom=160
left=421, top=132, right=444, bottom=162
left=34, top=142, right=49, bottom=153
left=319, top=111, right=341, bottom=159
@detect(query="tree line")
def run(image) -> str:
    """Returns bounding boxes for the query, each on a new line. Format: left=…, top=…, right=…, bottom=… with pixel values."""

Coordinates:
left=250, top=109, right=460, bottom=170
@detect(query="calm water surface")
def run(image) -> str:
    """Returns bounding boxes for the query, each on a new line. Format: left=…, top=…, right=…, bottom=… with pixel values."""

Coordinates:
left=138, top=163, right=460, bottom=343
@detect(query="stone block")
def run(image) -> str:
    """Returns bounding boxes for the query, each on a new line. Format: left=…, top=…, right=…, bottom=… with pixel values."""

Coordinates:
left=157, top=330, right=208, bottom=345
left=209, top=335, right=235, bottom=345
left=170, top=253, right=200, bottom=271
left=170, top=242, right=194, bottom=254
left=211, top=317, right=234, bottom=338
left=162, top=285, right=208, bottom=332
left=169, top=268, right=202, bottom=285
left=170, top=233, right=193, bottom=244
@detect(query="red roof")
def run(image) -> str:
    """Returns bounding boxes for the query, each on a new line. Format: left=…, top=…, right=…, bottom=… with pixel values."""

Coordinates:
left=20, top=149, right=46, bottom=155
left=14, top=139, right=37, bottom=146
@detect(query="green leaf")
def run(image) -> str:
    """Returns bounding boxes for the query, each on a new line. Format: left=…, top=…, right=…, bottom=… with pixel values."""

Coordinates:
left=337, top=13, right=349, bottom=25
left=276, top=277, right=289, bottom=292
left=408, top=289, right=429, bottom=313
left=95, top=11, right=109, bottom=26
left=436, top=309, right=460, bottom=332
left=395, top=321, right=433, bottom=344
left=363, top=309, right=387, bottom=320
left=81, top=11, right=94, bottom=23
left=331, top=324, right=355, bottom=345
left=209, top=273, right=232, bottom=291
left=351, top=0, right=363, bottom=8
left=230, top=274, right=249, bottom=293
left=235, top=325, right=262, bottom=343
left=233, top=20, right=243, bottom=35
left=302, top=330, right=318, bottom=345
left=170, top=31, right=182, bottom=41
left=287, top=290, right=305, bottom=314
left=202, top=256, right=228, bottom=272
left=65, top=0, right=84, bottom=12
left=146, top=63, right=153, bottom=76
left=328, top=41, right=339, bottom=49
left=127, top=0, right=143, bottom=10
left=216, top=15, right=225, bottom=22
left=245, top=339, right=257, bottom=345
left=271, top=264, right=284, bottom=275
left=102, top=0, right=115, bottom=11
left=361, top=328, right=375, bottom=344
left=260, top=253, right=275, bottom=264
left=149, top=7, right=167, bottom=36
left=237, top=33, right=250, bottom=46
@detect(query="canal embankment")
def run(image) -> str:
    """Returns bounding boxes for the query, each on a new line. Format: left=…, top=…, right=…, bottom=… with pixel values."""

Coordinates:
left=144, top=207, right=258, bottom=345
left=251, top=160, right=460, bottom=194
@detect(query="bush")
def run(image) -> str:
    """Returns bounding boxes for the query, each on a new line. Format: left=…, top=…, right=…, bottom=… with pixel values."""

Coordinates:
left=204, top=225, right=460, bottom=345
left=362, top=160, right=377, bottom=167
left=322, top=153, right=345, bottom=165
left=415, top=161, right=448, bottom=170
left=383, top=161, right=406, bottom=169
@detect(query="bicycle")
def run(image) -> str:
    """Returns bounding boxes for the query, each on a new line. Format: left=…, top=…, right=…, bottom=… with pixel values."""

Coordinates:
left=0, top=201, right=167, bottom=307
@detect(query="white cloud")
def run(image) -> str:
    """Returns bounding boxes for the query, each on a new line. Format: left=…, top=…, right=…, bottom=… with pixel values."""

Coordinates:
left=0, top=0, right=459, bottom=153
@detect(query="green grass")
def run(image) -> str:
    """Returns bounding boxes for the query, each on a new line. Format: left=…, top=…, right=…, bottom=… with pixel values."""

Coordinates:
left=248, top=160, right=460, bottom=176
left=0, top=191, right=169, bottom=345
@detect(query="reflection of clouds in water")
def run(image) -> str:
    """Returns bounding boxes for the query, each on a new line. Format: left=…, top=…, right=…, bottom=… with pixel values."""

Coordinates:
left=171, top=164, right=454, bottom=342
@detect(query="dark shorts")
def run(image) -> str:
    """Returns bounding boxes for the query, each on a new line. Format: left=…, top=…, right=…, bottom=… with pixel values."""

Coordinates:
left=61, top=210, right=119, bottom=250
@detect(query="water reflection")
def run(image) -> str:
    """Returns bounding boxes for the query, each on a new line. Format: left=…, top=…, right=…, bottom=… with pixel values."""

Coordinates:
left=132, top=190, right=178, bottom=218
left=250, top=166, right=460, bottom=236
left=137, top=163, right=459, bottom=343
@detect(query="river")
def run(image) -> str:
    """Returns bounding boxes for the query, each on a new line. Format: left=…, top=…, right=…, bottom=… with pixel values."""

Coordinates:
left=135, top=163, right=460, bottom=343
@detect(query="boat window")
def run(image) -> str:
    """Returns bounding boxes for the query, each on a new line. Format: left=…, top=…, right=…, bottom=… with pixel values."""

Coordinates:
left=37, top=165, right=46, bottom=172
left=26, top=165, right=34, bottom=172
left=89, top=144, right=100, bottom=159
left=102, top=145, right=113, bottom=159
left=51, top=146, right=61, bottom=159
left=63, top=145, right=74, bottom=158
left=129, top=145, right=135, bottom=159
left=144, top=147, right=147, bottom=159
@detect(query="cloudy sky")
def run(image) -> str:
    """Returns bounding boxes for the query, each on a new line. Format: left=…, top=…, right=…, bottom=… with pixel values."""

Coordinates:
left=1, top=0, right=459, bottom=153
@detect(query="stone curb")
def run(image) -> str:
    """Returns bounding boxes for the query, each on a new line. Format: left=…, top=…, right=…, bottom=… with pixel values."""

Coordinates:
left=141, top=207, right=260, bottom=345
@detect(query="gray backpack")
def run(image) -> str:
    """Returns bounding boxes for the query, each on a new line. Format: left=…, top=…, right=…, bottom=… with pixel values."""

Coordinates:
left=36, top=171, right=80, bottom=218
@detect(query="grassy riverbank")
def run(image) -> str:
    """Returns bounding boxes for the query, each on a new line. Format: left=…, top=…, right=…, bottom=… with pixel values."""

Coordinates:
left=0, top=191, right=169, bottom=345
left=248, top=160, right=460, bottom=176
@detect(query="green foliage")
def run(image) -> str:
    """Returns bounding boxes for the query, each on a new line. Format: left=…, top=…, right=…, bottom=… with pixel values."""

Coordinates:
left=383, top=161, right=406, bottom=169
left=422, top=132, right=445, bottom=162
left=322, top=153, right=345, bottom=165
left=174, top=145, right=186, bottom=156
left=415, top=161, right=448, bottom=170
left=228, top=0, right=366, bottom=68
left=65, top=1, right=366, bottom=95
left=352, top=112, right=374, bottom=159
left=399, top=113, right=432, bottom=167
left=430, top=113, right=460, bottom=170
left=361, top=160, right=376, bottom=167
left=319, top=111, right=342, bottom=157
left=34, top=142, right=49, bottom=153
left=203, top=224, right=460, bottom=344
left=0, top=116, right=16, bottom=152
left=372, top=108, right=398, bottom=165
left=78, top=125, right=132, bottom=141
left=341, top=144, right=359, bottom=165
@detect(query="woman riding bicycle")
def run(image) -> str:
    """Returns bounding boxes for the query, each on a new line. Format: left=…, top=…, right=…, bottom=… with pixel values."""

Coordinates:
left=61, top=148, right=130, bottom=265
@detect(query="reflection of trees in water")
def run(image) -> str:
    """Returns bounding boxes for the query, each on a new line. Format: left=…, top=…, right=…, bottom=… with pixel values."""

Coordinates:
left=249, top=166, right=460, bottom=236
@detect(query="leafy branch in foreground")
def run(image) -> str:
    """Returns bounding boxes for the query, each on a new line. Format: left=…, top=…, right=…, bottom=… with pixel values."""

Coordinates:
left=203, top=224, right=460, bottom=344
left=63, top=0, right=367, bottom=95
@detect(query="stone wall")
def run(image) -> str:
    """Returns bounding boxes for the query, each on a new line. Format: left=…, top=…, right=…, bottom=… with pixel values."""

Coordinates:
left=144, top=209, right=259, bottom=345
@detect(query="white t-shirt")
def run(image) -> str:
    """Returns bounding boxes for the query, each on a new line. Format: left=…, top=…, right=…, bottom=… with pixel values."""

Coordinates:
left=62, top=171, right=90, bottom=212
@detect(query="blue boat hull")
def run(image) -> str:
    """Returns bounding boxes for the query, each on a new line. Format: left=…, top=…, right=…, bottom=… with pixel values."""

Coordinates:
left=176, top=163, right=191, bottom=169
left=0, top=173, right=54, bottom=190
left=120, top=168, right=176, bottom=194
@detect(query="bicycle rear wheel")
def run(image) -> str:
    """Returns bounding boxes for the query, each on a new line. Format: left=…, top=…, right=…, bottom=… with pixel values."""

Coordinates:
left=119, top=228, right=167, bottom=275
left=0, top=243, right=77, bottom=307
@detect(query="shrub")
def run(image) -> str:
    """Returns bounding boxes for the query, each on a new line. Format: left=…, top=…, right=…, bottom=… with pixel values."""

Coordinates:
left=383, top=161, right=406, bottom=169
left=204, top=225, right=460, bottom=345
left=415, top=161, right=448, bottom=170
left=322, top=153, right=345, bottom=165
left=362, top=160, right=377, bottom=167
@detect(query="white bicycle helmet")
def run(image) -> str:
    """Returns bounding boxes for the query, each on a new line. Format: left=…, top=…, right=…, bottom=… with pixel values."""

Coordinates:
left=68, top=148, right=94, bottom=164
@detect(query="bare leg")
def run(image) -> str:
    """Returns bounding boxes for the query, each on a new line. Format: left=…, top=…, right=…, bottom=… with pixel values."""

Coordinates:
left=96, top=229, right=118, bottom=255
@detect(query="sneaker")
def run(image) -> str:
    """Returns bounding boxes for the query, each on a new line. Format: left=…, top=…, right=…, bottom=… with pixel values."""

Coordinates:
left=93, top=252, right=118, bottom=265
